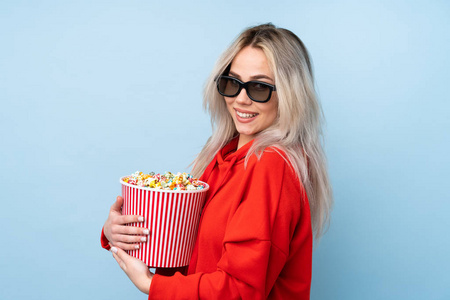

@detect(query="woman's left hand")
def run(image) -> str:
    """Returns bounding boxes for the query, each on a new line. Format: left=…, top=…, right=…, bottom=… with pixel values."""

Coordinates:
left=111, top=246, right=154, bottom=294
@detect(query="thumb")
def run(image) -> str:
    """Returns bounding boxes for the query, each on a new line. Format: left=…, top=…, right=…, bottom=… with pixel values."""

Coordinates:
left=111, top=196, right=124, bottom=212
left=111, top=247, right=126, bottom=270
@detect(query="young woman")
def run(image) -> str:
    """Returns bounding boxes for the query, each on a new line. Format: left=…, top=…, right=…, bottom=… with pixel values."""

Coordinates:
left=101, top=23, right=332, bottom=299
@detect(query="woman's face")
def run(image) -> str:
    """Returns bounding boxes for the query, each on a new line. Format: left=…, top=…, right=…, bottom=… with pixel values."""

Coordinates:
left=225, top=46, right=278, bottom=148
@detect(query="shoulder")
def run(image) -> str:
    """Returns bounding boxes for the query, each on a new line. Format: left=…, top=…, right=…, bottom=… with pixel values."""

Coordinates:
left=247, top=146, right=296, bottom=177
left=262, top=146, right=291, bottom=164
left=244, top=146, right=302, bottom=195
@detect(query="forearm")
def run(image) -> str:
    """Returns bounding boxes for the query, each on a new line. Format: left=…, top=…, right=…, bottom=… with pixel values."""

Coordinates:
left=149, top=268, right=263, bottom=300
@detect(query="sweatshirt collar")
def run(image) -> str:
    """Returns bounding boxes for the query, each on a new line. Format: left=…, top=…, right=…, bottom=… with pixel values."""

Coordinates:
left=217, top=136, right=254, bottom=164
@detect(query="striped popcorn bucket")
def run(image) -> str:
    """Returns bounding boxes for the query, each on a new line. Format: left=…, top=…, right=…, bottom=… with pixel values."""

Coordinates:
left=120, top=178, right=209, bottom=268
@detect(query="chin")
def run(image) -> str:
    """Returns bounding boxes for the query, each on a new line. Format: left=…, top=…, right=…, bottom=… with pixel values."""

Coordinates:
left=237, top=129, right=258, bottom=138
left=235, top=127, right=252, bottom=135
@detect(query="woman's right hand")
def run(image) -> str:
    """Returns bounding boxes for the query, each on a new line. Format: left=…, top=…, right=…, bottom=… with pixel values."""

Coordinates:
left=103, top=196, right=150, bottom=251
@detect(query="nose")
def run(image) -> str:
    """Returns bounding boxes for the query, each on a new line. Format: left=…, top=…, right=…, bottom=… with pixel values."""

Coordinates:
left=235, top=87, right=252, bottom=105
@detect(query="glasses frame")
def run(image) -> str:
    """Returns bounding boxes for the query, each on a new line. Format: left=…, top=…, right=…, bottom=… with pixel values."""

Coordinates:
left=216, top=75, right=277, bottom=103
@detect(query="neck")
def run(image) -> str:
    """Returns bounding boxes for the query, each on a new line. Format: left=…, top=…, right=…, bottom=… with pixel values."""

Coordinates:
left=237, top=134, right=254, bottom=149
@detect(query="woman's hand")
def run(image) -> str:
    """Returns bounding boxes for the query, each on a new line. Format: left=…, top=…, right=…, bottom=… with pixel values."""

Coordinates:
left=103, top=196, right=150, bottom=250
left=111, top=246, right=154, bottom=294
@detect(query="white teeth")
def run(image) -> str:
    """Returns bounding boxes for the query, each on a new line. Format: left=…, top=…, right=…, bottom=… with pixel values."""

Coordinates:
left=236, top=111, right=257, bottom=118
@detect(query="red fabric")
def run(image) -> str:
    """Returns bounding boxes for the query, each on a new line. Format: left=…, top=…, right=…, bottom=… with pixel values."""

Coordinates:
left=100, top=227, right=111, bottom=250
left=148, top=138, right=312, bottom=299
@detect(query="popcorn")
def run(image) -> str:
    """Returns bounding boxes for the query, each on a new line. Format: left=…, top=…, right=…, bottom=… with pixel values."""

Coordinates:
left=122, top=171, right=206, bottom=190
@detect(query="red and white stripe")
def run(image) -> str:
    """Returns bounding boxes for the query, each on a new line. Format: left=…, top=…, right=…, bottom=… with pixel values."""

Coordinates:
left=121, top=181, right=208, bottom=268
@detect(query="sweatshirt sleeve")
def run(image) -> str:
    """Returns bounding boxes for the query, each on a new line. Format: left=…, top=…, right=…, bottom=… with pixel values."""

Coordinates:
left=100, top=227, right=111, bottom=250
left=149, top=151, right=304, bottom=299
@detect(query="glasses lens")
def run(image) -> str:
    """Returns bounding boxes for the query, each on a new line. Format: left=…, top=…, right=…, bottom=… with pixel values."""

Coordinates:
left=218, top=77, right=240, bottom=96
left=248, top=82, right=271, bottom=102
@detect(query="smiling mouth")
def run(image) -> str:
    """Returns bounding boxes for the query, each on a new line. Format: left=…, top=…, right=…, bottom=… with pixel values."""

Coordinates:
left=236, top=110, right=258, bottom=118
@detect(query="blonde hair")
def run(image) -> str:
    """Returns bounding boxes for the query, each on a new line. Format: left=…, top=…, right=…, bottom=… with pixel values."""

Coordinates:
left=191, top=23, right=333, bottom=241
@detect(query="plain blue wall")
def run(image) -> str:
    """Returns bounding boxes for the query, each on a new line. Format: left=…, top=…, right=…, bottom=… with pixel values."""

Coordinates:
left=1, top=1, right=449, bottom=299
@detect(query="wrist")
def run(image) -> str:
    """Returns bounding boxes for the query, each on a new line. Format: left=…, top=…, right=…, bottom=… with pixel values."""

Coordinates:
left=138, top=272, right=153, bottom=295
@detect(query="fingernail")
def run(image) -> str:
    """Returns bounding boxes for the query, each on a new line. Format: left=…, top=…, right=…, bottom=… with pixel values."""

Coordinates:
left=135, top=245, right=140, bottom=249
left=143, top=229, right=149, bottom=235
left=141, top=237, right=147, bottom=242
left=111, top=247, right=118, bottom=254
left=138, top=216, right=144, bottom=222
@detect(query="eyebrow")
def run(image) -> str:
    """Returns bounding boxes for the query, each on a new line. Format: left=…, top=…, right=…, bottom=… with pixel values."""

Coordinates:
left=228, top=71, right=274, bottom=83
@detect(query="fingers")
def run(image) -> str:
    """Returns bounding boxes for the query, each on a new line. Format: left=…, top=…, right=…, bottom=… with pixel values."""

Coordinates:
left=113, top=224, right=150, bottom=236
left=110, top=196, right=147, bottom=226
left=110, top=196, right=124, bottom=212
left=113, top=241, right=142, bottom=251
left=116, top=234, right=148, bottom=244
left=108, top=225, right=150, bottom=251
left=117, top=214, right=145, bottom=225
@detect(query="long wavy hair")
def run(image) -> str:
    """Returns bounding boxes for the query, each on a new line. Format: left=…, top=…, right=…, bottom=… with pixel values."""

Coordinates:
left=191, top=23, right=333, bottom=240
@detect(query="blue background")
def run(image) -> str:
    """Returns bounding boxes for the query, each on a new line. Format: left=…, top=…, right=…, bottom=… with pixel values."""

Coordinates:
left=1, top=1, right=449, bottom=299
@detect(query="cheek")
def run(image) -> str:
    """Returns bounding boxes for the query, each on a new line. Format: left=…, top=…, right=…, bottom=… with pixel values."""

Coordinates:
left=224, top=97, right=234, bottom=108
left=224, top=98, right=233, bottom=113
left=268, top=109, right=277, bottom=125
left=266, top=101, right=278, bottom=123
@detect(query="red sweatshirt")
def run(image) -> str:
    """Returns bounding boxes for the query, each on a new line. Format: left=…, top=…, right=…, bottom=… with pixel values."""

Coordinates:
left=102, top=138, right=312, bottom=299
